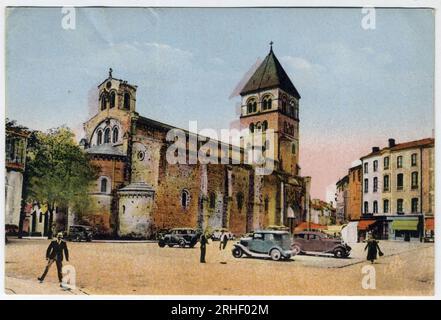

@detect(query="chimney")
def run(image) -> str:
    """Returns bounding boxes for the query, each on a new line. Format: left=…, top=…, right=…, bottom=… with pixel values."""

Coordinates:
left=372, top=147, right=380, bottom=153
left=388, top=138, right=396, bottom=148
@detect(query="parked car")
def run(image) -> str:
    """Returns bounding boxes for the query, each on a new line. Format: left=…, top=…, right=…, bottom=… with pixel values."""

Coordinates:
left=211, top=228, right=235, bottom=241
left=66, top=225, right=93, bottom=242
left=292, top=231, right=351, bottom=258
left=158, top=228, right=200, bottom=248
left=232, top=230, right=294, bottom=261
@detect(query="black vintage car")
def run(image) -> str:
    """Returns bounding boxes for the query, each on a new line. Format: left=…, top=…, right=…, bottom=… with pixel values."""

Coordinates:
left=65, top=225, right=93, bottom=242
left=158, top=228, right=199, bottom=248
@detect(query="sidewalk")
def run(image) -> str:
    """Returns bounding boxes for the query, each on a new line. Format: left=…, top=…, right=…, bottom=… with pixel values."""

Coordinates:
left=4, top=276, right=88, bottom=295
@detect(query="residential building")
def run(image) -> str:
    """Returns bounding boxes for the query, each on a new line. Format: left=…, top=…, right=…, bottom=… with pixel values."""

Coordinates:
left=347, top=163, right=362, bottom=221
left=361, top=138, right=434, bottom=240
left=335, top=175, right=349, bottom=224
left=5, top=125, right=30, bottom=232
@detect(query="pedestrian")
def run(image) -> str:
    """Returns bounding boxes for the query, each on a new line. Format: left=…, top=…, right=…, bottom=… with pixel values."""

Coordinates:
left=364, top=234, right=383, bottom=264
left=218, top=230, right=229, bottom=264
left=219, top=230, right=228, bottom=251
left=38, top=232, right=69, bottom=286
left=200, top=232, right=209, bottom=263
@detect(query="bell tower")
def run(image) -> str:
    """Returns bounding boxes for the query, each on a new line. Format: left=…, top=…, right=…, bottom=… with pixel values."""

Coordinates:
left=239, top=43, right=301, bottom=176
left=97, top=68, right=138, bottom=114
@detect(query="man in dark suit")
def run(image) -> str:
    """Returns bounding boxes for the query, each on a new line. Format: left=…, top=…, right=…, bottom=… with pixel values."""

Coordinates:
left=38, top=232, right=69, bottom=286
left=200, top=232, right=209, bottom=263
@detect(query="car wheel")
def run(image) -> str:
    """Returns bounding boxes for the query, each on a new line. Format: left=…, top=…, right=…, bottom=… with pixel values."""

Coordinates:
left=232, top=247, right=243, bottom=258
left=178, top=239, right=186, bottom=248
left=158, top=241, right=165, bottom=248
left=270, top=249, right=282, bottom=261
left=292, top=244, right=302, bottom=255
left=334, top=248, right=345, bottom=258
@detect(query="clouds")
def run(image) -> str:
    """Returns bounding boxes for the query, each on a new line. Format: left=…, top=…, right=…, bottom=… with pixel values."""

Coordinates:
left=6, top=8, right=434, bottom=199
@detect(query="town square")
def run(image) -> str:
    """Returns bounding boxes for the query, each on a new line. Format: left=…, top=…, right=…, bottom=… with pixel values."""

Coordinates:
left=3, top=7, right=436, bottom=296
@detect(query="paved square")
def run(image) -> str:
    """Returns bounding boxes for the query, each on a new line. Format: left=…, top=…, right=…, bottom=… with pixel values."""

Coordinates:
left=4, top=239, right=434, bottom=295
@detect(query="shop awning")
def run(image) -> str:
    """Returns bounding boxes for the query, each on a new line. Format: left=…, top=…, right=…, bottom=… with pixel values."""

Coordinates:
left=391, top=219, right=418, bottom=231
left=425, top=218, right=434, bottom=231
left=357, top=220, right=376, bottom=230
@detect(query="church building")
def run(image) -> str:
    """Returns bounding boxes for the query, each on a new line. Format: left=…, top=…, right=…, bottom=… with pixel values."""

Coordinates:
left=76, top=46, right=312, bottom=238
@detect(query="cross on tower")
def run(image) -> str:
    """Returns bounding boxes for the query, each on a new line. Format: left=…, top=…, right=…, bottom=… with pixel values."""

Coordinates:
left=269, top=41, right=274, bottom=51
left=109, top=68, right=113, bottom=78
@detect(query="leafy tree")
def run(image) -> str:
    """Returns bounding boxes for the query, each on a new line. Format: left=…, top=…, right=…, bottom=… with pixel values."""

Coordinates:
left=25, top=126, right=98, bottom=238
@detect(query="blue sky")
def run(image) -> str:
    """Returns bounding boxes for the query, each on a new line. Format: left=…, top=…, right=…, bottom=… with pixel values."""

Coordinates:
left=6, top=7, right=434, bottom=198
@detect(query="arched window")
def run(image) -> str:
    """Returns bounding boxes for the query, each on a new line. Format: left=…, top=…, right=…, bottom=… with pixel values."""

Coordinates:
left=97, top=130, right=103, bottom=145
left=373, top=201, right=378, bottom=213
left=181, top=189, right=190, bottom=209
left=249, top=123, right=254, bottom=133
left=262, top=121, right=268, bottom=131
left=123, top=92, right=130, bottom=109
left=256, top=122, right=261, bottom=131
left=281, top=96, right=287, bottom=114
left=112, top=127, right=119, bottom=143
left=247, top=102, right=253, bottom=114
left=209, top=192, right=216, bottom=209
left=104, top=128, right=111, bottom=143
left=262, top=96, right=272, bottom=110
left=100, top=94, right=106, bottom=110
left=109, top=92, right=116, bottom=108
left=100, top=178, right=108, bottom=193
left=252, top=101, right=257, bottom=113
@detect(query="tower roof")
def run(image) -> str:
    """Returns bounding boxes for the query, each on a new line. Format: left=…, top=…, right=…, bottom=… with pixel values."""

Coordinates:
left=240, top=46, right=300, bottom=99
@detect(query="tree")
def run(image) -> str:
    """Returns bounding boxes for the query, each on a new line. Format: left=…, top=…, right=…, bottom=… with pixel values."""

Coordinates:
left=26, top=126, right=98, bottom=238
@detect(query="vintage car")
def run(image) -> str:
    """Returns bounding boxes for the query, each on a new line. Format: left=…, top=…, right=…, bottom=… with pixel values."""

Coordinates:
left=210, top=228, right=235, bottom=241
left=231, top=230, right=295, bottom=261
left=158, top=228, right=200, bottom=248
left=65, top=225, right=93, bottom=242
left=292, top=231, right=351, bottom=258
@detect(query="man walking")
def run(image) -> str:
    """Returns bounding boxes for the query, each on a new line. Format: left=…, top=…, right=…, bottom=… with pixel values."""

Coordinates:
left=38, top=232, right=69, bottom=286
left=219, top=230, right=229, bottom=264
left=200, top=232, right=209, bottom=263
left=219, top=230, right=228, bottom=251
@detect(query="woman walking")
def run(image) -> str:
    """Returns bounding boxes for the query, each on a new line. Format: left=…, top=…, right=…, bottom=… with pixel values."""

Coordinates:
left=364, top=234, right=383, bottom=264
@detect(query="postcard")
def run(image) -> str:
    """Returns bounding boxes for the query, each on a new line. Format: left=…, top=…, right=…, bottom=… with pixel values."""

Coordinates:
left=2, top=3, right=437, bottom=299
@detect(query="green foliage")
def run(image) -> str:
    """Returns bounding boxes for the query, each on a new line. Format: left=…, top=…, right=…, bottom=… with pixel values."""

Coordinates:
left=26, top=126, right=98, bottom=214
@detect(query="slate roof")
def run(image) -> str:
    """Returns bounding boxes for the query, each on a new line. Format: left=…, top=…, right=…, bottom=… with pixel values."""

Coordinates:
left=85, top=144, right=125, bottom=157
left=118, top=182, right=154, bottom=193
left=240, top=48, right=300, bottom=99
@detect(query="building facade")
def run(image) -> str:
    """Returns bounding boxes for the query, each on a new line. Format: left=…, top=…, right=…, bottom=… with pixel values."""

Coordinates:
left=5, top=126, right=30, bottom=232
left=361, top=138, right=434, bottom=240
left=73, top=48, right=311, bottom=238
left=309, top=199, right=335, bottom=225
left=335, top=175, right=349, bottom=224
left=347, top=164, right=362, bottom=221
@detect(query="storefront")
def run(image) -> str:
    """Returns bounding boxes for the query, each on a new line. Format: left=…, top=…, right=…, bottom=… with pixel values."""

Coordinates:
left=357, top=219, right=376, bottom=242
left=390, top=216, right=423, bottom=241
